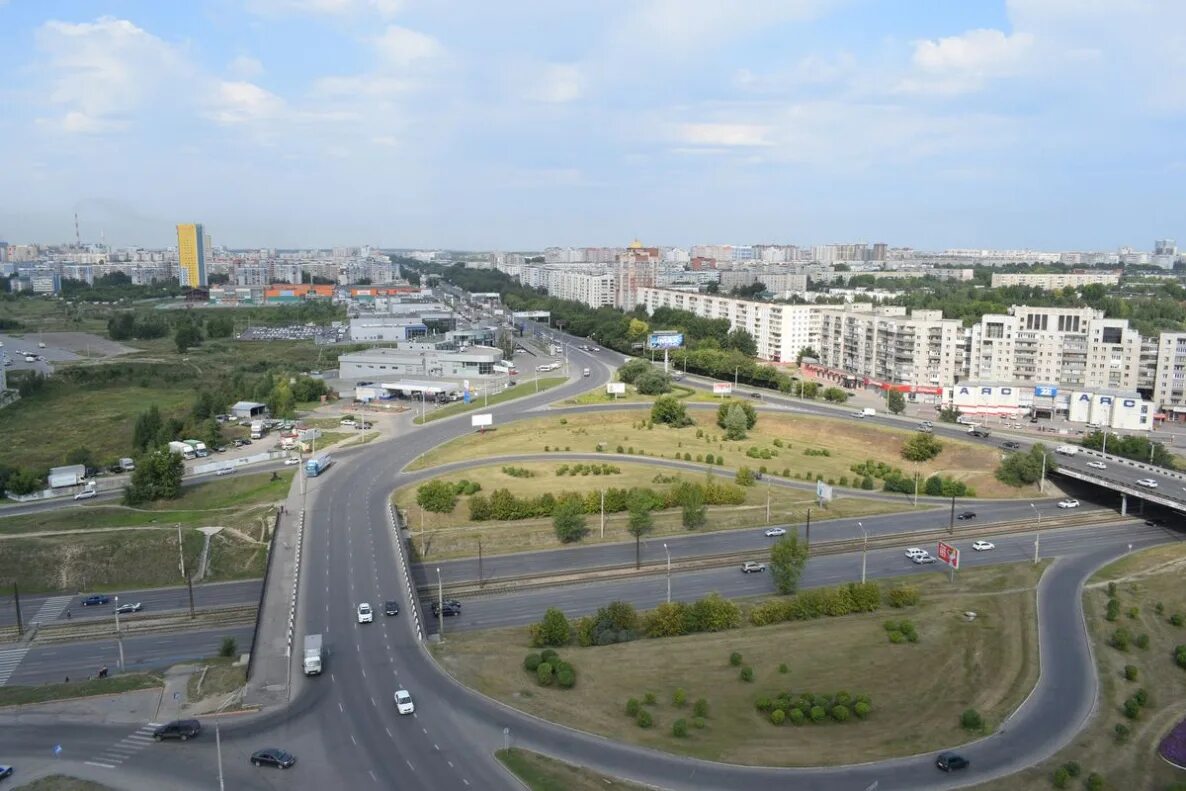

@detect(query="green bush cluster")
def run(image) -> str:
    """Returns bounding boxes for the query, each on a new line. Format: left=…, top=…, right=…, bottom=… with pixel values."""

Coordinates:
left=1123, top=664, right=1139, bottom=681
left=749, top=582, right=883, bottom=626
left=1122, top=687, right=1151, bottom=719
left=574, top=601, right=640, bottom=647
left=849, top=459, right=901, bottom=479
left=525, top=648, right=576, bottom=689
left=802, top=448, right=831, bottom=457
left=960, top=708, right=983, bottom=731
left=1110, top=627, right=1132, bottom=652
left=886, top=586, right=921, bottom=608
left=884, top=619, right=919, bottom=644
left=758, top=690, right=871, bottom=726
left=1170, top=613, right=1184, bottom=627
left=1106, top=598, right=1121, bottom=622
left=555, top=463, right=621, bottom=477
left=501, top=466, right=536, bottom=478
left=644, top=593, right=743, bottom=638
left=884, top=472, right=973, bottom=497
left=746, top=446, right=778, bottom=460
left=1175, top=643, right=1186, bottom=669
left=468, top=479, right=745, bottom=521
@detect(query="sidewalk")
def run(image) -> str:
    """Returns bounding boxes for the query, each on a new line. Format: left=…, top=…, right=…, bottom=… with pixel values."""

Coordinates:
left=241, top=471, right=304, bottom=709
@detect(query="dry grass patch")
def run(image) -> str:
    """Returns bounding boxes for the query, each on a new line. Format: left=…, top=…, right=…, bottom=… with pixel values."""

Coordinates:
left=408, top=409, right=1018, bottom=499
left=496, top=749, right=650, bottom=791
left=436, top=563, right=1042, bottom=765
left=973, top=545, right=1186, bottom=791
left=396, top=461, right=914, bottom=560
left=186, top=657, right=247, bottom=702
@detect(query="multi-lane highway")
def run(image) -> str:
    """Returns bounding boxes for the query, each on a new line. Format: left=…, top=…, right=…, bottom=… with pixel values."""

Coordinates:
left=0, top=580, right=262, bottom=629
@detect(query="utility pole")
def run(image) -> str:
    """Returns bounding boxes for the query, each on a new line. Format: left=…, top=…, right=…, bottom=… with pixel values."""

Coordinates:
left=913, top=468, right=919, bottom=507
left=765, top=482, right=771, bottom=524
left=1039, top=451, right=1047, bottom=494
left=436, top=567, right=444, bottom=641
left=1101, top=430, right=1108, bottom=455
left=663, top=543, right=671, bottom=604
left=734, top=366, right=739, bottom=387
left=186, top=576, right=195, bottom=619
left=600, top=489, right=605, bottom=539
left=114, top=596, right=125, bottom=672
left=859, top=522, right=868, bottom=584
left=949, top=495, right=956, bottom=535
left=477, top=538, right=483, bottom=588
left=177, top=524, right=186, bottom=578
left=12, top=584, right=23, bottom=638
left=1030, top=503, right=1041, bottom=564
left=805, top=508, right=811, bottom=549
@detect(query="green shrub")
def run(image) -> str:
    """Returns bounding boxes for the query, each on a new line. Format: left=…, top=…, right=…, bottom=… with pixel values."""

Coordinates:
left=1135, top=633, right=1150, bottom=650
left=643, top=691, right=657, bottom=705
left=888, top=631, right=905, bottom=644
left=1114, top=722, right=1130, bottom=743
left=693, top=698, right=709, bottom=718
left=636, top=709, right=653, bottom=728
left=1107, top=581, right=1117, bottom=598
left=672, top=718, right=689, bottom=737
left=524, top=653, right=542, bottom=672
left=672, top=688, right=687, bottom=707
left=809, top=706, right=827, bottom=723
left=1109, top=628, right=1131, bottom=651
left=960, top=708, right=983, bottom=731
left=1123, top=697, right=1141, bottom=719
left=788, top=708, right=805, bottom=725
left=1127, top=606, right=1139, bottom=619
left=1062, top=762, right=1080, bottom=777
left=1085, top=773, right=1103, bottom=791
left=755, top=697, right=773, bottom=713
left=1134, top=688, right=1149, bottom=706
left=1124, top=664, right=1139, bottom=681
left=729, top=651, right=743, bottom=666
left=1174, top=613, right=1186, bottom=626
left=536, top=662, right=554, bottom=686
left=778, top=663, right=789, bottom=674
left=1156, top=602, right=1165, bottom=615
left=1052, top=767, right=1070, bottom=789
left=831, top=705, right=850, bottom=722
left=739, top=666, right=754, bottom=682
left=853, top=700, right=871, bottom=719
left=625, top=698, right=640, bottom=716
left=692, top=716, right=706, bottom=729
left=557, top=669, right=575, bottom=688
left=886, top=586, right=920, bottom=608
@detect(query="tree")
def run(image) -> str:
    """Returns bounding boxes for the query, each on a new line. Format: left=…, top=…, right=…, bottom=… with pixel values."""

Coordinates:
left=205, top=314, right=235, bottom=339
left=822, top=387, right=849, bottom=403
left=5, top=467, right=45, bottom=496
left=174, top=322, right=203, bottom=353
left=716, top=400, right=757, bottom=430
left=106, top=312, right=135, bottom=341
left=416, top=480, right=458, bottom=513
left=886, top=390, right=906, bottom=415
left=495, top=328, right=516, bottom=362
left=132, top=406, right=164, bottom=452
left=533, top=608, right=572, bottom=647
left=617, top=359, right=653, bottom=384
left=796, top=347, right=818, bottom=363
left=902, top=433, right=943, bottom=461
left=996, top=444, right=1055, bottom=487
left=626, top=490, right=654, bottom=568
left=124, top=447, right=185, bottom=505
left=552, top=498, right=588, bottom=543
left=680, top=484, right=707, bottom=530
left=635, top=370, right=672, bottom=395
left=64, top=446, right=96, bottom=468
left=770, top=533, right=809, bottom=594
left=724, top=328, right=757, bottom=356
left=938, top=405, right=961, bottom=423
left=723, top=404, right=748, bottom=440
left=651, top=395, right=692, bottom=426
left=627, top=318, right=650, bottom=342
left=268, top=378, right=297, bottom=419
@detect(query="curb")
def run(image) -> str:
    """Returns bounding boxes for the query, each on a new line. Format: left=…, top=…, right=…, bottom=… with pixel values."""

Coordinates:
left=389, top=504, right=424, bottom=642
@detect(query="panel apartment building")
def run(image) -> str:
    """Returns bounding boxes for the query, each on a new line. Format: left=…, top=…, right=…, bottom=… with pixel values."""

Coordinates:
left=989, top=271, right=1121, bottom=290
left=815, top=306, right=965, bottom=391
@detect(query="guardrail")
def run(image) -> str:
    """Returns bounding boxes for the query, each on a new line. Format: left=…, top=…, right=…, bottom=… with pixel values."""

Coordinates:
left=246, top=509, right=283, bottom=681
left=417, top=511, right=1132, bottom=599
left=389, top=504, right=424, bottom=642
left=1070, top=447, right=1186, bottom=483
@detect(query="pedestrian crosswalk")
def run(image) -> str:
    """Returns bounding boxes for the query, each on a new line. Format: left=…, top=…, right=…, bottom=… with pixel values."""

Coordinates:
left=32, top=595, right=73, bottom=624
left=0, top=646, right=30, bottom=687
left=84, top=722, right=162, bottom=769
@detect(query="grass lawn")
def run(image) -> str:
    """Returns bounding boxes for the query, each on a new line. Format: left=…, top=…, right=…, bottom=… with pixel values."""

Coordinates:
left=413, top=377, right=568, bottom=424
left=407, top=408, right=1020, bottom=499
left=187, top=656, right=247, bottom=701
left=0, top=672, right=162, bottom=708
left=13, top=777, right=115, bottom=791
left=342, top=431, right=381, bottom=447
left=495, top=749, right=650, bottom=791
left=0, top=385, right=195, bottom=470
left=396, top=461, right=913, bottom=560
left=436, top=562, right=1043, bottom=766
left=973, top=545, right=1186, bottom=791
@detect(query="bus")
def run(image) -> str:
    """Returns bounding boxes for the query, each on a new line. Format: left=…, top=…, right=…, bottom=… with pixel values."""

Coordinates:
left=305, top=454, right=333, bottom=477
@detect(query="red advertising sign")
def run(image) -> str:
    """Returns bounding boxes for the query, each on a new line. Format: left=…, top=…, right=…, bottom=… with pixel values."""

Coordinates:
left=937, top=541, right=960, bottom=570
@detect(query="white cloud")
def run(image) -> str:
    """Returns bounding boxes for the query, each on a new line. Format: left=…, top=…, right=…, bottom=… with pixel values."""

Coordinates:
left=34, top=16, right=187, bottom=132
left=228, top=55, right=264, bottom=79
left=207, top=81, right=286, bottom=125
left=373, top=25, right=442, bottom=68
left=525, top=64, right=584, bottom=103
left=898, top=29, right=1035, bottom=95
left=675, top=123, right=772, bottom=148
left=734, top=53, right=858, bottom=93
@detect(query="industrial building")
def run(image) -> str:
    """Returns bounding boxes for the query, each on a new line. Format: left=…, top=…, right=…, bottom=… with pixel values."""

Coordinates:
left=337, top=346, right=503, bottom=380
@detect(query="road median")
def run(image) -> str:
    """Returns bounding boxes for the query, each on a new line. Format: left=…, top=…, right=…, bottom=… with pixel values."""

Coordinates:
left=30, top=604, right=258, bottom=644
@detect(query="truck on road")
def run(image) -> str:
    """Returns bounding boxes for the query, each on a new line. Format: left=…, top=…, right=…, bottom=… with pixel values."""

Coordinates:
left=168, top=441, right=196, bottom=459
left=967, top=425, right=991, bottom=438
left=250, top=420, right=265, bottom=440
left=303, top=634, right=323, bottom=675
left=305, top=453, right=333, bottom=477
left=1055, top=444, right=1080, bottom=456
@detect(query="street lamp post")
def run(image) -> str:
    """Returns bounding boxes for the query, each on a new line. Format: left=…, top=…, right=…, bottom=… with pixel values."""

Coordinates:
left=113, top=596, right=125, bottom=672
left=436, top=567, right=444, bottom=641
left=1030, top=503, right=1041, bottom=563
left=663, top=543, right=671, bottom=604
left=859, top=521, right=868, bottom=584
left=1039, top=451, right=1047, bottom=494
left=1101, top=429, right=1109, bottom=455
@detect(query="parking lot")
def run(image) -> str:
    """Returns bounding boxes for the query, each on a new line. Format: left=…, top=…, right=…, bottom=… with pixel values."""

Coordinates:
left=238, top=324, right=346, bottom=344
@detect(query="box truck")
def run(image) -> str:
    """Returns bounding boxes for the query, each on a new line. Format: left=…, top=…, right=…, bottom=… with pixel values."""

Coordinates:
left=250, top=420, right=265, bottom=439
left=168, top=441, right=196, bottom=459
left=303, top=634, right=323, bottom=675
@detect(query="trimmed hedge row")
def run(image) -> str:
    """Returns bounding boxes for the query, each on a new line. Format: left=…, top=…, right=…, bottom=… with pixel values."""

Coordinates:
left=749, top=582, right=884, bottom=626
left=756, top=690, right=872, bottom=725
left=468, top=480, right=745, bottom=521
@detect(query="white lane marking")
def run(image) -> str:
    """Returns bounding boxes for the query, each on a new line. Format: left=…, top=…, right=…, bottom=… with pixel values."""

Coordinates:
left=369, top=770, right=379, bottom=783
left=385, top=727, right=392, bottom=738
left=351, top=734, right=358, bottom=745
left=406, top=760, right=415, bottom=771
left=338, top=702, right=344, bottom=713
left=0, top=646, right=31, bottom=687
left=85, top=761, right=117, bottom=769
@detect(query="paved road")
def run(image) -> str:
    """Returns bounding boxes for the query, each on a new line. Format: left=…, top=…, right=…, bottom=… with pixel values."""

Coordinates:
left=0, top=580, right=262, bottom=629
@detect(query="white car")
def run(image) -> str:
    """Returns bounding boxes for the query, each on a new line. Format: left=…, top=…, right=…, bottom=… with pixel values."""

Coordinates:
left=340, top=418, right=356, bottom=427
left=911, top=553, right=936, bottom=565
left=284, top=457, right=301, bottom=466
left=1058, top=499, right=1080, bottom=509
left=904, top=547, right=927, bottom=559
left=764, top=527, right=787, bottom=537
left=73, top=489, right=97, bottom=500
left=1086, top=461, right=1107, bottom=470
left=394, top=689, right=415, bottom=715
left=1136, top=478, right=1159, bottom=488
left=216, top=467, right=235, bottom=476
left=971, top=540, right=995, bottom=552
left=357, top=603, right=373, bottom=623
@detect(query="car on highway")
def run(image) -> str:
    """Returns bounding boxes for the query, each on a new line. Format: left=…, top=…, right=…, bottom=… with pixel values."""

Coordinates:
left=741, top=561, right=767, bottom=573
left=73, top=489, right=97, bottom=500
left=340, top=418, right=356, bottom=427
left=1001, top=441, right=1021, bottom=450
left=936, top=752, right=969, bottom=771
left=394, top=689, right=415, bottom=715
left=1058, top=499, right=1080, bottom=508
left=591, top=347, right=601, bottom=352
left=972, top=540, right=995, bottom=552
left=216, top=467, right=235, bottom=476
left=1136, top=478, right=1159, bottom=488
left=1086, top=461, right=1107, bottom=470
left=1145, top=517, right=1166, bottom=527
left=251, top=747, right=296, bottom=769
left=920, top=420, right=933, bottom=428
left=912, top=553, right=937, bottom=564
left=956, top=511, right=976, bottom=520
left=0, top=764, right=11, bottom=780
left=81, top=594, right=111, bottom=606
left=356, top=603, right=373, bottom=624
left=432, top=599, right=462, bottom=617
left=764, top=527, right=787, bottom=537
left=114, top=602, right=142, bottom=614
left=904, top=548, right=927, bottom=559
left=153, top=719, right=201, bottom=741
left=384, top=600, right=400, bottom=616
left=917, top=424, right=933, bottom=433
left=284, top=457, right=301, bottom=466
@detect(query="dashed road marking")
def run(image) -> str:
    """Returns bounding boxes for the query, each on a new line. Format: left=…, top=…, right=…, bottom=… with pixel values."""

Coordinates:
left=0, top=647, right=30, bottom=687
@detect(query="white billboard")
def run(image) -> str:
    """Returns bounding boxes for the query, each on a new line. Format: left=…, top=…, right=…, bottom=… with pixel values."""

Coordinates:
left=471, top=413, right=493, bottom=428
left=713, top=382, right=733, bottom=396
left=647, top=332, right=685, bottom=350
left=606, top=382, right=626, bottom=395
left=815, top=479, right=834, bottom=503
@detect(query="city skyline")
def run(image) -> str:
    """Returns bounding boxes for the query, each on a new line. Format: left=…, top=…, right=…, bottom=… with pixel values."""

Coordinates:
left=1, top=1, right=1184, bottom=250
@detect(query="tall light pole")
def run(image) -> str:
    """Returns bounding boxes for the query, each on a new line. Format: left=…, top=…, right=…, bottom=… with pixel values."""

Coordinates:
left=734, top=366, right=739, bottom=387
left=1101, top=429, right=1109, bottom=455
left=177, top=524, right=186, bottom=578
left=436, top=567, right=444, bottom=641
left=859, top=521, right=868, bottom=584
left=1030, top=503, right=1040, bottom=563
left=1039, top=450, right=1047, bottom=494
left=600, top=489, right=605, bottom=539
left=113, top=596, right=125, bottom=672
left=216, top=724, right=226, bottom=791
left=663, top=543, right=671, bottom=604
left=912, top=466, right=919, bottom=507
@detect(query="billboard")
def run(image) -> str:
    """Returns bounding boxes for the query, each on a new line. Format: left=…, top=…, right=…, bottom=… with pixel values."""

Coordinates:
left=647, top=332, right=685, bottom=351
left=606, top=382, right=626, bottom=395
left=937, top=541, right=960, bottom=570
left=815, top=479, right=833, bottom=503
left=713, top=382, right=733, bottom=396
left=1034, top=385, right=1058, bottom=398
left=471, top=413, right=493, bottom=428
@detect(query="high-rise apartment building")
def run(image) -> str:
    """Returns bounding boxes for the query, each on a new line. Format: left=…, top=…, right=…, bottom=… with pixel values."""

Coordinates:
left=815, top=306, right=964, bottom=388
left=1153, top=333, right=1186, bottom=416
left=990, top=271, right=1121, bottom=290
left=1154, top=239, right=1177, bottom=256
left=176, top=223, right=207, bottom=288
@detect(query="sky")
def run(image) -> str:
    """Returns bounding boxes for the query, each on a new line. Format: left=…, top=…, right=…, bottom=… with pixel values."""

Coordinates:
left=0, top=0, right=1183, bottom=251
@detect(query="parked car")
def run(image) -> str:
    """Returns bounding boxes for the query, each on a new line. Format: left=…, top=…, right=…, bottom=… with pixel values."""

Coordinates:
left=956, top=511, right=976, bottom=520
left=912, top=554, right=937, bottom=565
left=764, top=527, right=787, bottom=537
left=972, top=540, right=995, bottom=551
left=936, top=752, right=969, bottom=771
left=394, top=689, right=415, bottom=715
left=284, top=457, right=301, bottom=466
left=250, top=748, right=296, bottom=769
left=81, top=594, right=111, bottom=606
left=216, top=467, right=235, bottom=476
left=73, top=489, right=97, bottom=500
left=114, top=602, right=142, bottom=614
left=904, top=548, right=927, bottom=559
left=1086, top=461, right=1106, bottom=470
left=1136, top=478, right=1159, bottom=488
left=1058, top=499, right=1080, bottom=509
left=153, top=719, right=201, bottom=741
left=384, top=600, right=400, bottom=616
left=357, top=603, right=373, bottom=623
left=432, top=599, right=462, bottom=617
left=741, top=561, right=766, bottom=573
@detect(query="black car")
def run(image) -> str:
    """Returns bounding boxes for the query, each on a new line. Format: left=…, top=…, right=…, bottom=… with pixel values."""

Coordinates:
left=251, top=748, right=296, bottom=769
left=384, top=600, right=400, bottom=616
left=153, top=720, right=201, bottom=741
left=936, top=752, right=969, bottom=771
left=81, top=594, right=111, bottom=607
left=957, top=511, right=976, bottom=520
left=748, top=391, right=762, bottom=399
left=1145, top=518, right=1166, bottom=527
left=432, top=599, right=462, bottom=617
left=1002, top=441, right=1021, bottom=450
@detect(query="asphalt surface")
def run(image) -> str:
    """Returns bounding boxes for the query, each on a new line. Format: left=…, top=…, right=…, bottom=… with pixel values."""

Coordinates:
left=0, top=580, right=262, bottom=629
